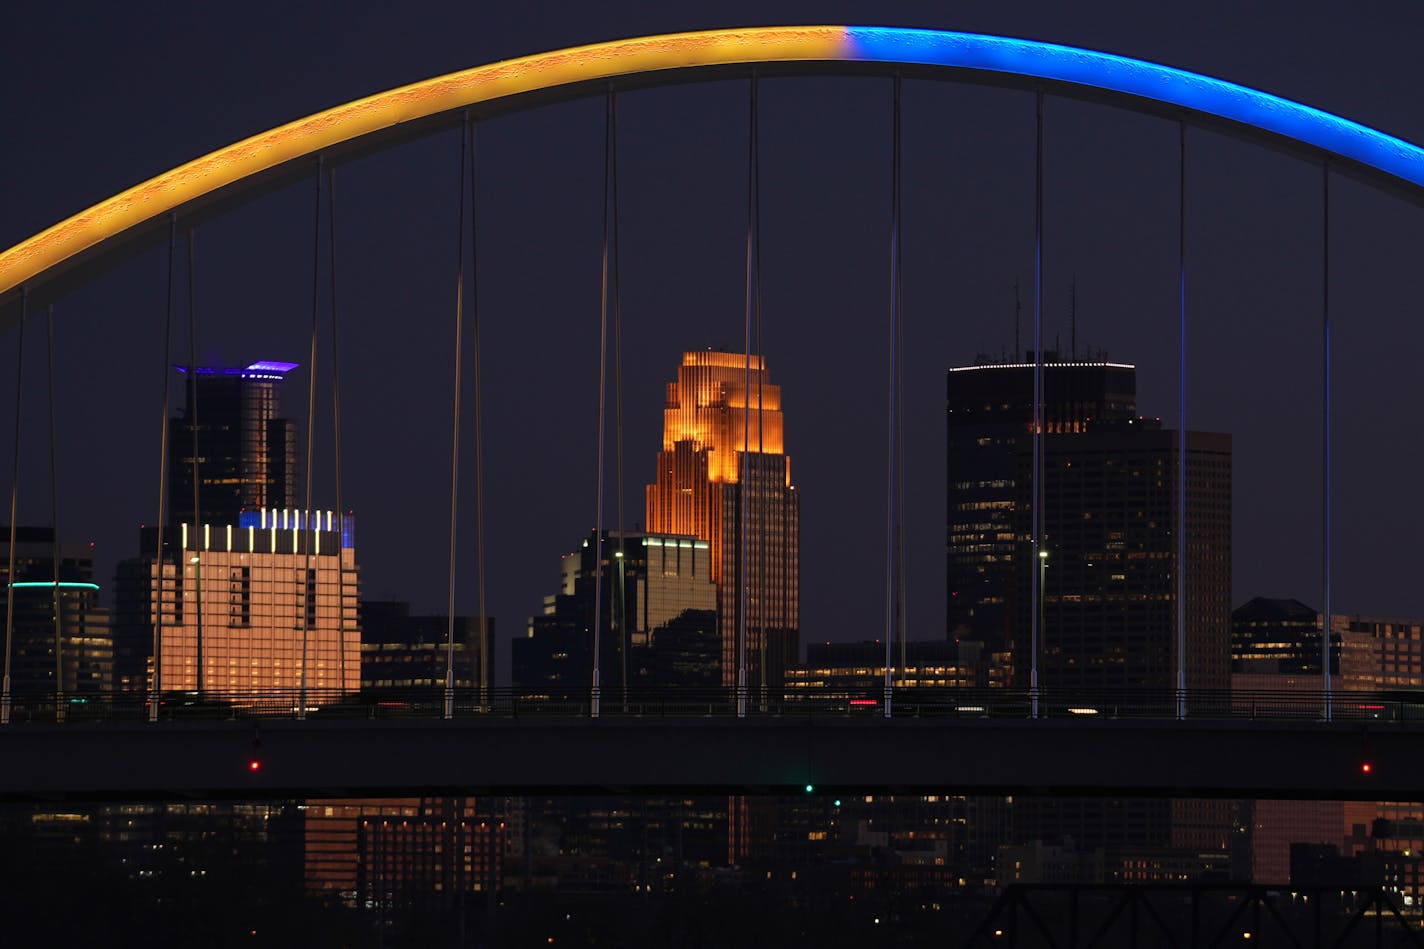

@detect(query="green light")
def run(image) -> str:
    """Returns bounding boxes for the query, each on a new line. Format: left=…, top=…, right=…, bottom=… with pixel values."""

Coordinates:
left=804, top=784, right=814, bottom=794
left=8, top=581, right=99, bottom=591
left=834, top=799, right=842, bottom=807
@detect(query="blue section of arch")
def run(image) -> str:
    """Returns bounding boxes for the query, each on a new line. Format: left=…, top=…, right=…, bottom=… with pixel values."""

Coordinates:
left=846, top=27, right=1424, bottom=188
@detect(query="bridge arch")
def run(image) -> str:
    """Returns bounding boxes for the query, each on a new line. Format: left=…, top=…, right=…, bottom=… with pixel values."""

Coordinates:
left=3, top=24, right=1423, bottom=308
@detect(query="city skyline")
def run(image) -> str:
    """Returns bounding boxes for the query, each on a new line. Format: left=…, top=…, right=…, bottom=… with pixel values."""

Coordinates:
left=6, top=4, right=1424, bottom=689
left=6, top=6, right=1424, bottom=945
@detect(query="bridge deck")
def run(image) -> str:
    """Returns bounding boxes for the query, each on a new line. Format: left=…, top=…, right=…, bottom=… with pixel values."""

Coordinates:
left=0, top=717, right=1412, bottom=801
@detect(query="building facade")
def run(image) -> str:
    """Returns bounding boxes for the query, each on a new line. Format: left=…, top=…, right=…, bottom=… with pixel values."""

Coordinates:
left=1232, top=597, right=1339, bottom=676
left=949, top=355, right=1232, bottom=861
left=645, top=350, right=800, bottom=690
left=169, top=360, right=299, bottom=526
left=516, top=530, right=719, bottom=692
left=0, top=526, right=112, bottom=698
left=946, top=358, right=1138, bottom=659
left=360, top=600, right=493, bottom=693
left=112, top=508, right=360, bottom=703
left=1025, top=420, right=1233, bottom=695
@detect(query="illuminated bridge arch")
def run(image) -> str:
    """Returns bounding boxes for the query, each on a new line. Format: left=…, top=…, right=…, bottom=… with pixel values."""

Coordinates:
left=4, top=24, right=1424, bottom=310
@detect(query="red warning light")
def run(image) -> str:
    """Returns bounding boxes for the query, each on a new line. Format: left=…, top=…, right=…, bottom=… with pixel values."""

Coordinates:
left=248, top=760, right=261, bottom=773
left=1361, top=762, right=1373, bottom=775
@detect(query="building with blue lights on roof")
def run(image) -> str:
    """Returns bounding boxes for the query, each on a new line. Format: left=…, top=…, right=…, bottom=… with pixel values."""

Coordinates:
left=170, top=360, right=300, bottom=526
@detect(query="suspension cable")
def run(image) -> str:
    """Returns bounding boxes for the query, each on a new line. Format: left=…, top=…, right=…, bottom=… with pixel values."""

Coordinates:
left=187, top=227, right=202, bottom=695
left=884, top=74, right=902, bottom=718
left=1030, top=88, right=1044, bottom=720
left=592, top=88, right=613, bottom=719
left=446, top=115, right=469, bottom=721
left=327, top=165, right=347, bottom=696
left=46, top=305, right=61, bottom=714
left=752, top=73, right=766, bottom=707
left=302, top=157, right=322, bottom=717
left=1176, top=120, right=1188, bottom=720
left=895, top=72, right=907, bottom=702
left=609, top=89, right=627, bottom=711
left=152, top=217, right=175, bottom=722
left=1322, top=160, right=1333, bottom=722
left=1, top=287, right=26, bottom=725
left=738, top=73, right=758, bottom=719
left=469, top=119, right=489, bottom=706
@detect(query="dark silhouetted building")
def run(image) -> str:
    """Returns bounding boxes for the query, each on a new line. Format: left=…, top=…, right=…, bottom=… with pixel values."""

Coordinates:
left=0, top=527, right=111, bottom=698
left=947, top=357, right=1137, bottom=660
left=1232, top=596, right=1336, bottom=675
left=515, top=530, right=718, bottom=692
left=1026, top=418, right=1232, bottom=695
left=360, top=600, right=493, bottom=692
left=949, top=355, right=1233, bottom=863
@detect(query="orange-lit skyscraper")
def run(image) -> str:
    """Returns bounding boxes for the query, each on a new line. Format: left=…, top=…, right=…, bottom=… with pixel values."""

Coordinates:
left=645, top=350, right=799, bottom=690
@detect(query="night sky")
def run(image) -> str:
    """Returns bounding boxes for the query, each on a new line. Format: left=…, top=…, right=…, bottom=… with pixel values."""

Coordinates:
left=4, top=1, right=1424, bottom=684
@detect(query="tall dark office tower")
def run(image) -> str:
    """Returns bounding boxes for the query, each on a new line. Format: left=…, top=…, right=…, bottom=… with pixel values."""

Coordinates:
left=645, top=351, right=800, bottom=690
left=949, top=355, right=1233, bottom=859
left=946, top=356, right=1137, bottom=669
left=169, top=360, right=299, bottom=525
left=1013, top=420, right=1234, bottom=857
left=1024, top=418, right=1233, bottom=694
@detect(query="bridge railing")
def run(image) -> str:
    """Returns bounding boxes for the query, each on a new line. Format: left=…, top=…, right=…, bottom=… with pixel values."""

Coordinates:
left=2, top=686, right=1421, bottom=725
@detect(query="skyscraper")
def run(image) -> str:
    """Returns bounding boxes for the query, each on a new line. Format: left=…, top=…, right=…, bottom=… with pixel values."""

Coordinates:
left=946, top=357, right=1137, bottom=664
left=169, top=360, right=299, bottom=525
left=1026, top=418, right=1232, bottom=695
left=948, top=354, right=1233, bottom=858
left=645, top=350, right=799, bottom=691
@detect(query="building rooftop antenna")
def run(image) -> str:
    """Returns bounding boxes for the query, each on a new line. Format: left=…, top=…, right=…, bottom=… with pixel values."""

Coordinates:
left=1013, top=279, right=1021, bottom=360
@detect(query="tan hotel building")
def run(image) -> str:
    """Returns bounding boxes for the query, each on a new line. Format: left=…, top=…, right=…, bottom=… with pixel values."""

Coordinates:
left=114, top=508, right=360, bottom=702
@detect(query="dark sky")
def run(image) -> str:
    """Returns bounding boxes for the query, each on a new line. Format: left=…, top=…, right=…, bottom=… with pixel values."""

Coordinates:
left=4, top=1, right=1424, bottom=684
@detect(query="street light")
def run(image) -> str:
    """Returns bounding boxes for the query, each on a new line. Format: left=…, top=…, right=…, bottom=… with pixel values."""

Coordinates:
left=1035, top=550, right=1048, bottom=719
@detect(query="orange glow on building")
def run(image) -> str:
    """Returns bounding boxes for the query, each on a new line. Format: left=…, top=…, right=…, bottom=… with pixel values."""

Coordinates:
left=122, top=512, right=361, bottom=703
left=646, top=350, right=799, bottom=688
left=304, top=797, right=504, bottom=906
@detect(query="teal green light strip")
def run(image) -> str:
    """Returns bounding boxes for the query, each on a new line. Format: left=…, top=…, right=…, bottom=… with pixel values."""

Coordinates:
left=8, top=581, right=100, bottom=591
